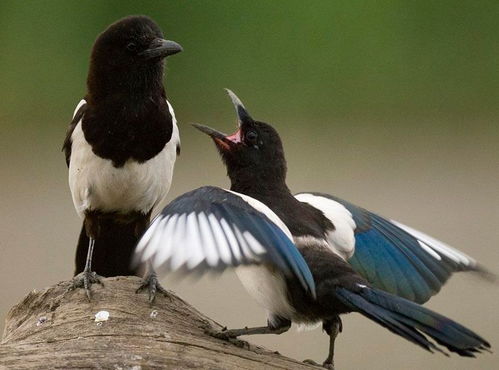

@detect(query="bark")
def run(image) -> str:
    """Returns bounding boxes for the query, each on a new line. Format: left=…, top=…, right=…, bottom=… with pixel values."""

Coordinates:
left=0, top=276, right=314, bottom=369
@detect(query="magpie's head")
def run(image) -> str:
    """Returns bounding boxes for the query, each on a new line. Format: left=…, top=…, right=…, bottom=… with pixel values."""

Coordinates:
left=194, top=90, right=287, bottom=186
left=88, top=15, right=182, bottom=94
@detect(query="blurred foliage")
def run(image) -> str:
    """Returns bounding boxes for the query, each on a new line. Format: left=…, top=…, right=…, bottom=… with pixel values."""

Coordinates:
left=0, top=0, right=497, bottom=138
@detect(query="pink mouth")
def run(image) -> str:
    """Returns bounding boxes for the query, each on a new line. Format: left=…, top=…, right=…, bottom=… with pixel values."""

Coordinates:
left=214, top=128, right=242, bottom=151
left=225, top=129, right=242, bottom=144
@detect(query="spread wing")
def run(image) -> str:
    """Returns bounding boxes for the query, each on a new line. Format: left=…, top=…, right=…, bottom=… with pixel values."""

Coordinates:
left=62, top=99, right=87, bottom=167
left=296, top=192, right=484, bottom=303
left=135, top=186, right=316, bottom=297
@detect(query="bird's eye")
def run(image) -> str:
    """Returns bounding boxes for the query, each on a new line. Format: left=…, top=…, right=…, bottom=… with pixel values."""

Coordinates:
left=245, top=131, right=258, bottom=145
left=126, top=42, right=137, bottom=51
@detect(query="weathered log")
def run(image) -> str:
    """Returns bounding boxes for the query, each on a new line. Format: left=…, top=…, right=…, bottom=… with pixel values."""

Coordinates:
left=0, top=276, right=314, bottom=369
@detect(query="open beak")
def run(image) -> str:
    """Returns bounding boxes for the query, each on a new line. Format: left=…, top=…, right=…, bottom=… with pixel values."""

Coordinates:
left=225, top=88, right=253, bottom=126
left=140, top=38, right=183, bottom=60
left=192, top=89, right=252, bottom=151
left=192, top=123, right=242, bottom=151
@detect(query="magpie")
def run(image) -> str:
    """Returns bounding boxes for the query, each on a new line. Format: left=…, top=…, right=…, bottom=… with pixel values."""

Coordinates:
left=134, top=90, right=490, bottom=368
left=63, top=15, right=182, bottom=300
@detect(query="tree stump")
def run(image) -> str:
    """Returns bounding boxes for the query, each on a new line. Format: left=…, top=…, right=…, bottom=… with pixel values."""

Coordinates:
left=0, top=276, right=314, bottom=369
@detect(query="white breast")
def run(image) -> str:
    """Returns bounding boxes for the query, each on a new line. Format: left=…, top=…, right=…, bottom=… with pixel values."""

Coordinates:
left=68, top=100, right=180, bottom=218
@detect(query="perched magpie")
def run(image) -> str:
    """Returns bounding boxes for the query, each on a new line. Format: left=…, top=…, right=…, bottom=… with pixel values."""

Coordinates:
left=63, top=15, right=182, bottom=299
left=135, top=90, right=490, bottom=368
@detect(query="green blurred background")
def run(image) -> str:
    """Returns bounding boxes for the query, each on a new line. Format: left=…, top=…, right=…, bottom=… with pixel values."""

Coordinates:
left=1, top=1, right=498, bottom=369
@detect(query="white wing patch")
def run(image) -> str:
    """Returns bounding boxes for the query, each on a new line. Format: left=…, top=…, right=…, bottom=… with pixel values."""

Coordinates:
left=167, top=100, right=181, bottom=155
left=136, top=189, right=294, bottom=274
left=390, top=220, right=478, bottom=267
left=295, top=193, right=356, bottom=260
left=136, top=187, right=319, bottom=322
left=73, top=99, right=86, bottom=118
left=227, top=190, right=294, bottom=240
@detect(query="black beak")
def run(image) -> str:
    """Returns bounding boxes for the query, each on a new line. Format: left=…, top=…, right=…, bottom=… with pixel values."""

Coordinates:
left=192, top=123, right=227, bottom=140
left=192, top=123, right=243, bottom=151
left=225, top=89, right=253, bottom=125
left=140, top=38, right=183, bottom=59
left=192, top=89, right=252, bottom=150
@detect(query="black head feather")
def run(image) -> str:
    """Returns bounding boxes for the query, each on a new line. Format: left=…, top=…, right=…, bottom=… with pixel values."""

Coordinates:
left=222, top=119, right=288, bottom=190
left=193, top=90, right=334, bottom=239
left=87, top=15, right=181, bottom=100
left=80, top=16, right=182, bottom=167
left=194, top=90, right=288, bottom=190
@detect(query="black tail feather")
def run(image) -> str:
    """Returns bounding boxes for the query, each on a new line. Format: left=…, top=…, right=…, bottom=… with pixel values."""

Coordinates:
left=336, top=286, right=490, bottom=357
left=75, top=221, right=141, bottom=277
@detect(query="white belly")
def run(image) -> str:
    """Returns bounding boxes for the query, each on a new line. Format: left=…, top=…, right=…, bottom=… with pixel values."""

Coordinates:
left=235, top=265, right=295, bottom=325
left=235, top=265, right=325, bottom=329
left=68, top=104, right=179, bottom=218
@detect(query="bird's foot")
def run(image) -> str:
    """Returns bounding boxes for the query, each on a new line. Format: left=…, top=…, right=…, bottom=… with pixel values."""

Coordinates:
left=136, top=272, right=170, bottom=304
left=206, top=322, right=289, bottom=340
left=303, top=359, right=334, bottom=369
left=67, top=270, right=104, bottom=301
left=205, top=327, right=251, bottom=348
left=205, top=326, right=239, bottom=340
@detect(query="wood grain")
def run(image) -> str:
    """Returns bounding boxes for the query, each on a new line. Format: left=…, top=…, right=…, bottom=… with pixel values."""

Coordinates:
left=0, top=276, right=314, bottom=369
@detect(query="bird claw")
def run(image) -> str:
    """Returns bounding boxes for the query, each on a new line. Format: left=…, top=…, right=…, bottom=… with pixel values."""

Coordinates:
left=205, top=327, right=233, bottom=340
left=136, top=273, right=170, bottom=304
left=67, top=270, right=104, bottom=300
left=205, top=327, right=251, bottom=349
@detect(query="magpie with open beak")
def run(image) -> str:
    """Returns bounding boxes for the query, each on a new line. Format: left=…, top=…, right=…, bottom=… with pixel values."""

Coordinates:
left=135, top=90, right=491, bottom=368
left=63, top=15, right=182, bottom=300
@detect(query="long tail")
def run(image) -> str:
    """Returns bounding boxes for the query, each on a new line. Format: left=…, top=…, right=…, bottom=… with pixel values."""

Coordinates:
left=335, top=285, right=490, bottom=357
left=75, top=221, right=142, bottom=277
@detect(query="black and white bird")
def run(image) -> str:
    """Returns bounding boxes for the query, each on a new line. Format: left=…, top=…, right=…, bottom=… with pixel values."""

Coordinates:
left=63, top=15, right=182, bottom=299
left=134, top=90, right=490, bottom=368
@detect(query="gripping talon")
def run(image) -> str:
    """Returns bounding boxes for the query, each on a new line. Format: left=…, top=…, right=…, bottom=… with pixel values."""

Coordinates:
left=206, top=328, right=233, bottom=340
left=67, top=271, right=104, bottom=301
left=136, top=272, right=169, bottom=304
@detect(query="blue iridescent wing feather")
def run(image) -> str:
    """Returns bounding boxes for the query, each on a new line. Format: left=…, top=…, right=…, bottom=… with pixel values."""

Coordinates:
left=298, top=192, right=478, bottom=303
